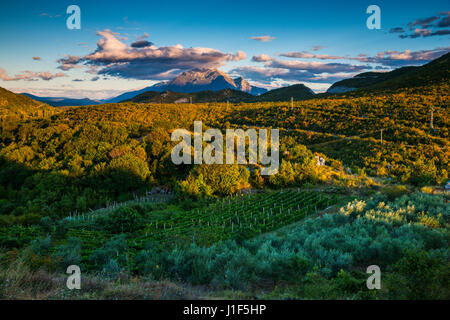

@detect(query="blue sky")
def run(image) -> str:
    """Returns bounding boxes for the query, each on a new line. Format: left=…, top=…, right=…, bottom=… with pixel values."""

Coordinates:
left=0, top=0, right=448, bottom=98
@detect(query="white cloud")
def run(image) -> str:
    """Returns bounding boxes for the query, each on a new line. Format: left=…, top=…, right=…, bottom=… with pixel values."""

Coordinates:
left=0, top=68, right=66, bottom=81
left=250, top=35, right=275, bottom=42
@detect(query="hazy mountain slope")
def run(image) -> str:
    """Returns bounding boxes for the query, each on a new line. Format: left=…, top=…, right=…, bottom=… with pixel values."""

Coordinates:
left=103, top=86, right=157, bottom=103
left=23, top=93, right=100, bottom=107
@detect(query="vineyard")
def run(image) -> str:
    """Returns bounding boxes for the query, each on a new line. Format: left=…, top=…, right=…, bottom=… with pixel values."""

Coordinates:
left=57, top=190, right=343, bottom=259
left=0, top=189, right=344, bottom=268
left=138, top=190, right=341, bottom=247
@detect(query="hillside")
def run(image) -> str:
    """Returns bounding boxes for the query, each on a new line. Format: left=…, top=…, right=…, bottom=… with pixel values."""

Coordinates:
left=125, top=88, right=254, bottom=103
left=0, top=83, right=448, bottom=301
left=327, top=52, right=450, bottom=94
left=257, top=84, right=315, bottom=101
left=0, top=87, right=57, bottom=121
left=327, top=67, right=417, bottom=93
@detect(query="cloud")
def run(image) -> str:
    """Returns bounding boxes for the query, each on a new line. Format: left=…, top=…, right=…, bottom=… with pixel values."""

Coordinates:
left=57, top=55, right=82, bottom=71
left=438, top=15, right=450, bottom=27
left=311, top=45, right=325, bottom=51
left=137, top=32, right=150, bottom=40
left=32, top=56, right=41, bottom=61
left=0, top=68, right=66, bottom=81
left=234, top=47, right=449, bottom=87
left=40, top=13, right=61, bottom=18
left=396, top=12, right=450, bottom=38
left=278, top=47, right=449, bottom=67
left=252, top=54, right=274, bottom=62
left=78, top=42, right=90, bottom=49
left=389, top=27, right=405, bottom=33
left=399, top=28, right=450, bottom=38
left=267, top=59, right=367, bottom=73
left=280, top=52, right=345, bottom=60
left=233, top=52, right=369, bottom=85
left=230, top=65, right=359, bottom=85
left=130, top=40, right=154, bottom=48
left=58, top=29, right=246, bottom=80
left=251, top=35, right=275, bottom=42
left=407, top=16, right=440, bottom=29
left=370, top=48, right=450, bottom=66
left=431, top=29, right=450, bottom=35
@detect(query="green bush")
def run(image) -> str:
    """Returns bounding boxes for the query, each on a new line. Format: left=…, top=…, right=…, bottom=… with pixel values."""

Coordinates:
left=53, top=237, right=82, bottom=268
left=385, top=249, right=450, bottom=299
left=104, top=207, right=142, bottom=233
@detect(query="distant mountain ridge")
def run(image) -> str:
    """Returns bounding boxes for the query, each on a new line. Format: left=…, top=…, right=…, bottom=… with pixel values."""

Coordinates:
left=105, top=68, right=267, bottom=103
left=127, top=84, right=316, bottom=104
left=327, top=52, right=450, bottom=93
left=22, top=93, right=101, bottom=107
left=125, top=89, right=255, bottom=104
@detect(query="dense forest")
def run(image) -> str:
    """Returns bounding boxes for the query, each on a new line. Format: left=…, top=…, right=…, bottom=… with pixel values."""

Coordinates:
left=0, top=78, right=448, bottom=299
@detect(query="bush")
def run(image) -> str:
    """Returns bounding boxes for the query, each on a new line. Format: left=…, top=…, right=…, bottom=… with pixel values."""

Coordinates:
left=53, top=237, right=82, bottom=269
left=382, top=185, right=409, bottom=201
left=385, top=249, right=450, bottom=299
left=105, top=207, right=142, bottom=233
left=29, top=236, right=51, bottom=257
left=89, top=235, right=128, bottom=270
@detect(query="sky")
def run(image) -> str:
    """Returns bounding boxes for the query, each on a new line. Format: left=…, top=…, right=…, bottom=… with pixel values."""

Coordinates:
left=0, top=0, right=448, bottom=99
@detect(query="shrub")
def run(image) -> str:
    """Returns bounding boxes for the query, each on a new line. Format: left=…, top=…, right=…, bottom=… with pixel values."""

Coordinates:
left=29, top=236, right=51, bottom=257
left=89, top=235, right=128, bottom=269
left=385, top=249, right=450, bottom=299
left=382, top=185, right=409, bottom=201
left=105, top=207, right=142, bottom=233
left=53, top=237, right=82, bottom=268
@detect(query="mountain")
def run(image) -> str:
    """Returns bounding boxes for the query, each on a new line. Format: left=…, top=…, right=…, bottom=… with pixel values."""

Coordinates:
left=22, top=94, right=101, bottom=107
left=327, top=52, right=450, bottom=94
left=161, top=68, right=237, bottom=92
left=106, top=68, right=267, bottom=102
left=326, top=67, right=416, bottom=93
left=102, top=86, right=157, bottom=103
left=0, top=87, right=56, bottom=120
left=125, top=84, right=316, bottom=104
left=257, top=84, right=315, bottom=101
left=234, top=77, right=267, bottom=95
left=125, top=89, right=254, bottom=104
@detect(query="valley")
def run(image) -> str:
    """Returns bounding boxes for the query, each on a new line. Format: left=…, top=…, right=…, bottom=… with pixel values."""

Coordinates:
left=0, top=52, right=448, bottom=300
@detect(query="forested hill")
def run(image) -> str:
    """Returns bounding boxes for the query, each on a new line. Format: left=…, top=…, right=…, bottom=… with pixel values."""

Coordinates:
left=327, top=52, right=450, bottom=94
left=0, top=87, right=58, bottom=121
